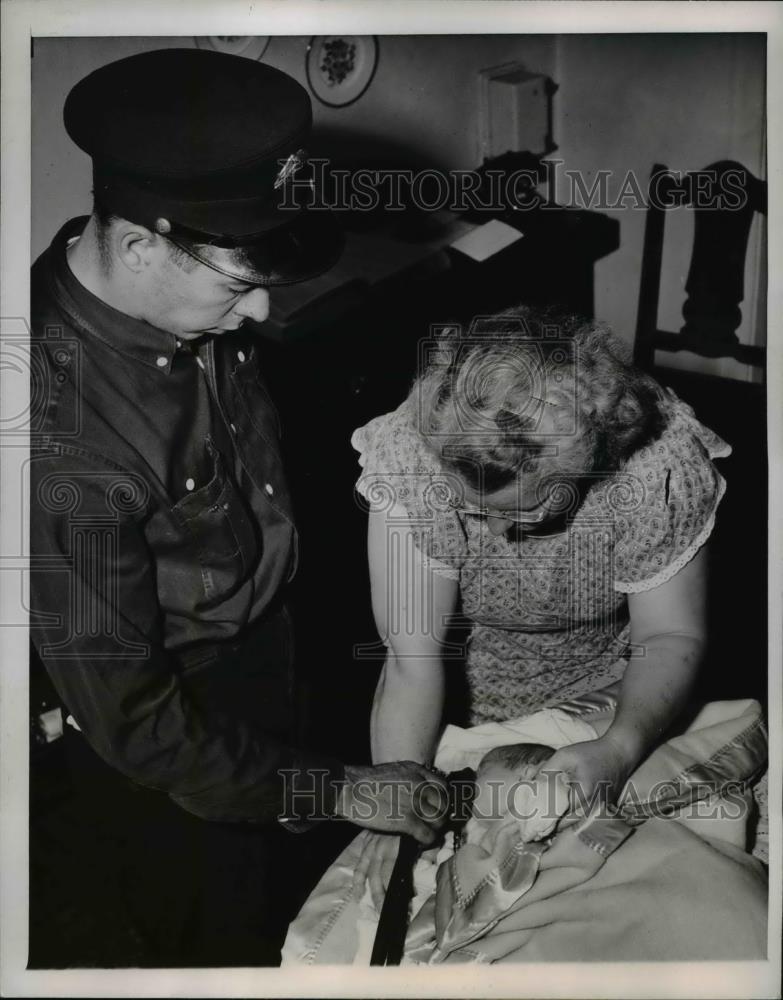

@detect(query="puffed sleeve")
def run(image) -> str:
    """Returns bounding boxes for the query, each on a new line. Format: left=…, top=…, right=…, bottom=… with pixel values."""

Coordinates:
left=351, top=399, right=468, bottom=578
left=612, top=392, right=732, bottom=594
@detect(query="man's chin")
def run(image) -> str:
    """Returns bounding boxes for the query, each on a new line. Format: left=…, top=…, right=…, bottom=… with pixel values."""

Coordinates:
left=209, top=323, right=244, bottom=334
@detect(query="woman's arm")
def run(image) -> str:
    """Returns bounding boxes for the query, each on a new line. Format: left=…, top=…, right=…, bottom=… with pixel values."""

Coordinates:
left=367, top=508, right=459, bottom=765
left=539, top=546, right=708, bottom=811
left=606, top=543, right=708, bottom=767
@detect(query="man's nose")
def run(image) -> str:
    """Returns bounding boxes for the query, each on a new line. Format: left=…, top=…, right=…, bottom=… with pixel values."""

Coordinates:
left=235, top=287, right=270, bottom=323
left=487, top=517, right=514, bottom=536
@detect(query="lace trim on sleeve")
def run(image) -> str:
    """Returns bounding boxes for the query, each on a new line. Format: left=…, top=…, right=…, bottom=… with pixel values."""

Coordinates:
left=350, top=425, right=373, bottom=478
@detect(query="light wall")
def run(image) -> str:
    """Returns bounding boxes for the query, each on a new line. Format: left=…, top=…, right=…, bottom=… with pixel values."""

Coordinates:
left=552, top=33, right=766, bottom=378
left=31, top=34, right=557, bottom=259
left=32, top=34, right=766, bottom=377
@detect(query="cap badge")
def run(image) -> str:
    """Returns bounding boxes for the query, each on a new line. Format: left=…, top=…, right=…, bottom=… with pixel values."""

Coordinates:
left=274, top=149, right=307, bottom=189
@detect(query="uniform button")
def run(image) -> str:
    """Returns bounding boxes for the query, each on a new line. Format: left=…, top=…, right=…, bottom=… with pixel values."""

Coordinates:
left=264, top=482, right=274, bottom=496
left=185, top=478, right=195, bottom=491
left=156, top=356, right=167, bottom=367
left=237, top=350, right=246, bottom=363
left=196, top=357, right=205, bottom=370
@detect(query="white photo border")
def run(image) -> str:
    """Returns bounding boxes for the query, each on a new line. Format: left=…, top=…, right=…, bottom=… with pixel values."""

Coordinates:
left=2, top=2, right=781, bottom=997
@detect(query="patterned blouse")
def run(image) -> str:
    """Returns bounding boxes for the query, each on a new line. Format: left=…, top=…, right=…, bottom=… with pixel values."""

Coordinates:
left=351, top=389, right=731, bottom=725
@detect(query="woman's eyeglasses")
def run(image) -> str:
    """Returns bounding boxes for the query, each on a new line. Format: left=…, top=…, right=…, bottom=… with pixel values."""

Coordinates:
left=447, top=502, right=546, bottom=525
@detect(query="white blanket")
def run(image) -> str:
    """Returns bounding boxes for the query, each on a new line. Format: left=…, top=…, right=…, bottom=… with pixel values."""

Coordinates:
left=283, top=696, right=767, bottom=965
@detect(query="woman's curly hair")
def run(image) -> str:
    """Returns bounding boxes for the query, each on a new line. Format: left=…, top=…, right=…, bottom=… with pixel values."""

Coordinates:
left=414, top=307, right=666, bottom=492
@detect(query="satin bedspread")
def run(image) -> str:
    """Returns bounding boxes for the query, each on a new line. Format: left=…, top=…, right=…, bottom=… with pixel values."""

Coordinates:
left=283, top=691, right=768, bottom=964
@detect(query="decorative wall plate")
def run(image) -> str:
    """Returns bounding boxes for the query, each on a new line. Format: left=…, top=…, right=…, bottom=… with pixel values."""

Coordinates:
left=306, top=36, right=379, bottom=108
left=194, top=36, right=270, bottom=60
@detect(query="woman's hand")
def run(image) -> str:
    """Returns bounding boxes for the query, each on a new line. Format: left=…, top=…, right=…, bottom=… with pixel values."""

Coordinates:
left=537, top=544, right=711, bottom=826
left=353, top=832, right=402, bottom=912
left=537, top=733, right=637, bottom=816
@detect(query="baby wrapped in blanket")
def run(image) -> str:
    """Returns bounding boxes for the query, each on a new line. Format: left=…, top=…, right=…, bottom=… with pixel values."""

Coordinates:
left=464, top=742, right=559, bottom=847
left=283, top=697, right=767, bottom=964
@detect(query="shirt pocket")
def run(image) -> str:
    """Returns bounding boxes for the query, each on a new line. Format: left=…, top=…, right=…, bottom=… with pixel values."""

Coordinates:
left=170, top=439, right=259, bottom=607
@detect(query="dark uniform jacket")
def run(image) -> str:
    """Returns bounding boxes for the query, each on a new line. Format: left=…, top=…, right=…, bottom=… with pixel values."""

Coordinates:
left=29, top=217, right=343, bottom=823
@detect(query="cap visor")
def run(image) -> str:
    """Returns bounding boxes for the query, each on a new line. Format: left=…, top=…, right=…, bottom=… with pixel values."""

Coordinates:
left=173, top=207, right=345, bottom=286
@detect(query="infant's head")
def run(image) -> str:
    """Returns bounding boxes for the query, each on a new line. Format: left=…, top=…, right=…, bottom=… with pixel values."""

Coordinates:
left=478, top=742, right=555, bottom=775
left=471, top=742, right=555, bottom=825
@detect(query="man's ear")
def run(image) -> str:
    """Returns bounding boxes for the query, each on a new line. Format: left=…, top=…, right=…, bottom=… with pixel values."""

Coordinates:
left=115, top=222, right=161, bottom=274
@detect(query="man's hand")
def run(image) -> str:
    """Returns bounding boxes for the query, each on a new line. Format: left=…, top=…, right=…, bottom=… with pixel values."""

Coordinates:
left=334, top=761, right=448, bottom=845
left=536, top=733, right=638, bottom=818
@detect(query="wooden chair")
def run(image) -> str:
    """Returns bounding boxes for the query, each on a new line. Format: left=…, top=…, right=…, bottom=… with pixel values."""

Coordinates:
left=634, top=161, right=767, bottom=708
left=634, top=160, right=766, bottom=373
